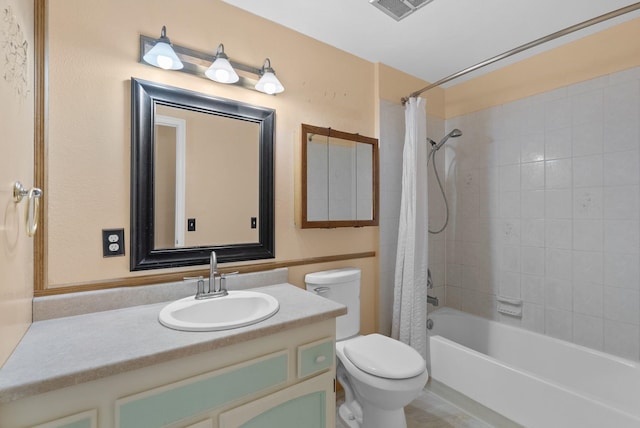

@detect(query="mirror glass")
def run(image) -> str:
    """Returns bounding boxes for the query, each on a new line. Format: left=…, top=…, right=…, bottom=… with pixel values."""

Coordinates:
left=153, top=104, right=259, bottom=249
left=301, top=124, right=378, bottom=228
left=132, top=78, right=275, bottom=270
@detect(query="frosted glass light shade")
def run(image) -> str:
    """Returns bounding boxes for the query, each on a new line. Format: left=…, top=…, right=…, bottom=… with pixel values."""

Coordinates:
left=255, top=71, right=284, bottom=94
left=205, top=57, right=239, bottom=83
left=143, top=27, right=183, bottom=70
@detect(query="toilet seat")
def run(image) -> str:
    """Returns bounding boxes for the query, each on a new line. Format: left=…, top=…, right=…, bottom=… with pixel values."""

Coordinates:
left=343, top=334, right=425, bottom=379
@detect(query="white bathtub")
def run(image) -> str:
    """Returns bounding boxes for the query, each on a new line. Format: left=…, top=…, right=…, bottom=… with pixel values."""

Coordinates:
left=428, top=307, right=640, bottom=428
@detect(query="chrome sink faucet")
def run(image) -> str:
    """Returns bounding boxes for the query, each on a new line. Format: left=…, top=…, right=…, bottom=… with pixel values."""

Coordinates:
left=209, top=251, right=219, bottom=293
left=188, top=251, right=237, bottom=300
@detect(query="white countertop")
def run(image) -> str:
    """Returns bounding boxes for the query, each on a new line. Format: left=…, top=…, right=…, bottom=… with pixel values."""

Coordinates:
left=0, top=283, right=346, bottom=404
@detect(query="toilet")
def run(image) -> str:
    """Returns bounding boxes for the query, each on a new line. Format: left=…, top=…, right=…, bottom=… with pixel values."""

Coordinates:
left=305, top=268, right=428, bottom=428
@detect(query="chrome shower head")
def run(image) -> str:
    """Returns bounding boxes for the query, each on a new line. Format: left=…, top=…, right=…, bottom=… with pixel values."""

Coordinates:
left=432, top=128, right=462, bottom=151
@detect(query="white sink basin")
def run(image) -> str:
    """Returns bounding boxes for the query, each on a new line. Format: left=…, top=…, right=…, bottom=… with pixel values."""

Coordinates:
left=158, top=290, right=279, bottom=332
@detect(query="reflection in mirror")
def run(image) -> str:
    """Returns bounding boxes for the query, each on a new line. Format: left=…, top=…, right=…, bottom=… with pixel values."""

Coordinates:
left=131, top=78, right=275, bottom=270
left=153, top=105, right=260, bottom=250
left=301, top=124, right=378, bottom=228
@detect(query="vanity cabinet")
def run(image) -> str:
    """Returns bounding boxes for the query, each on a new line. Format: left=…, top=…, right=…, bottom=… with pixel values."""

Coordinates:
left=0, top=321, right=336, bottom=428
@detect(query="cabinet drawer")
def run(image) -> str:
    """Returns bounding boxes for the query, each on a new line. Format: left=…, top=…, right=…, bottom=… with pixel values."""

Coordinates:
left=116, top=350, right=288, bottom=428
left=31, top=409, right=97, bottom=428
left=297, top=338, right=334, bottom=378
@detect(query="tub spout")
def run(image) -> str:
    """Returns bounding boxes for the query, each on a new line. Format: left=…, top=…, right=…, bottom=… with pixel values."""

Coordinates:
left=427, top=295, right=439, bottom=306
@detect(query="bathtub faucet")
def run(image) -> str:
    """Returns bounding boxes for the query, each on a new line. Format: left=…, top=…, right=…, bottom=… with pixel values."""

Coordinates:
left=427, top=295, right=439, bottom=306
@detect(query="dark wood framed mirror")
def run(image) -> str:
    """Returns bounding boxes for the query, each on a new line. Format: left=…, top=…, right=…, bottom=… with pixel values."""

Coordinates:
left=131, top=78, right=275, bottom=270
left=301, top=124, right=379, bottom=228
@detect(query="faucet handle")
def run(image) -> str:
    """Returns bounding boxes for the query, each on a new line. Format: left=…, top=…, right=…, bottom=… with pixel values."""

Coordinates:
left=219, top=271, right=239, bottom=291
left=184, top=276, right=206, bottom=297
left=220, top=271, right=239, bottom=278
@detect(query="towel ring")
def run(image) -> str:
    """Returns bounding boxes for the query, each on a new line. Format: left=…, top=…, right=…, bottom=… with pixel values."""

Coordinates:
left=13, top=181, right=42, bottom=237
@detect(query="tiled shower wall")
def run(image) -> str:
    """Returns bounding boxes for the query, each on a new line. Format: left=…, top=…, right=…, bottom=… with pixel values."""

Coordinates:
left=378, top=100, right=445, bottom=335
left=445, top=66, right=640, bottom=361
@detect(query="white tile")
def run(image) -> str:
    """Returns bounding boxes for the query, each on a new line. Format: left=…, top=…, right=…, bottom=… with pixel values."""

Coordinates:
left=604, top=320, right=640, bottom=360
left=499, top=164, right=520, bottom=192
left=608, top=66, right=640, bottom=85
left=545, top=308, right=573, bottom=341
left=545, top=97, right=571, bottom=131
left=545, top=248, right=573, bottom=280
left=498, top=137, right=521, bottom=165
left=500, top=245, right=520, bottom=272
left=521, top=161, right=544, bottom=190
left=545, top=127, right=572, bottom=160
left=604, top=80, right=640, bottom=153
left=521, top=219, right=545, bottom=247
left=604, top=219, right=640, bottom=255
left=446, top=263, right=461, bottom=286
left=545, top=190, right=572, bottom=219
left=573, top=250, right=603, bottom=284
left=545, top=248, right=573, bottom=281
left=604, top=252, right=640, bottom=291
left=535, top=86, right=568, bottom=103
left=573, top=219, right=604, bottom=251
left=445, top=285, right=463, bottom=309
left=569, top=76, right=609, bottom=95
left=603, top=150, right=640, bottom=186
left=571, top=89, right=603, bottom=126
left=572, top=187, right=603, bottom=219
left=522, top=302, right=545, bottom=333
left=572, top=155, right=603, bottom=188
left=545, top=278, right=573, bottom=311
left=463, top=290, right=497, bottom=320
left=522, top=274, right=545, bottom=304
left=521, top=190, right=545, bottom=219
left=521, top=132, right=545, bottom=163
left=499, top=270, right=521, bottom=299
left=521, top=246, right=545, bottom=276
left=604, top=286, right=640, bottom=325
left=545, top=219, right=572, bottom=249
left=603, top=185, right=640, bottom=219
left=476, top=167, right=499, bottom=194
left=573, top=281, right=603, bottom=316
left=572, top=121, right=603, bottom=157
left=500, top=191, right=521, bottom=218
left=545, top=159, right=572, bottom=189
left=573, top=313, right=604, bottom=351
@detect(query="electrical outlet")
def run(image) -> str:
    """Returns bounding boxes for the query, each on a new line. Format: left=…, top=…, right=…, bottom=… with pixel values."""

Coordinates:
left=102, top=229, right=125, bottom=257
left=187, top=218, right=196, bottom=232
left=251, top=217, right=257, bottom=229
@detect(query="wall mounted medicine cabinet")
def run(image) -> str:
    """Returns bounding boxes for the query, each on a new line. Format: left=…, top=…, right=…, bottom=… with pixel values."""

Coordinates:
left=300, top=124, right=379, bottom=229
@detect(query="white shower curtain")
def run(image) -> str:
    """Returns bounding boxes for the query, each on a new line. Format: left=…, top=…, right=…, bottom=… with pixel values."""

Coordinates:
left=391, top=97, right=428, bottom=360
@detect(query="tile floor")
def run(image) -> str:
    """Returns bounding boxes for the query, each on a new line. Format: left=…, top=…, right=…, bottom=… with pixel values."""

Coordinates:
left=336, top=388, right=494, bottom=428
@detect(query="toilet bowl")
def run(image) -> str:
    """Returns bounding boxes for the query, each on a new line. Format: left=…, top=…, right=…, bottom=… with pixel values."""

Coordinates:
left=305, top=268, right=428, bottom=428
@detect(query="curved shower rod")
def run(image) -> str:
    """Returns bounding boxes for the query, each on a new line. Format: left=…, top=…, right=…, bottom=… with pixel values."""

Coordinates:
left=401, top=2, right=640, bottom=105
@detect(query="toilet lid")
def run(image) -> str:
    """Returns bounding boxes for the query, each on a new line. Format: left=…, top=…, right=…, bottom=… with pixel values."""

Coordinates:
left=343, top=334, right=425, bottom=379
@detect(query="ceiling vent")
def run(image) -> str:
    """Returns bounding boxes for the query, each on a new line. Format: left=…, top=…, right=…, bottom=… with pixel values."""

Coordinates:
left=369, top=0, right=435, bottom=21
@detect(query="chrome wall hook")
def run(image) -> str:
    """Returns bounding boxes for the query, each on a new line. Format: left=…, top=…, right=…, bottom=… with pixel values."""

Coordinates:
left=13, top=181, right=29, bottom=202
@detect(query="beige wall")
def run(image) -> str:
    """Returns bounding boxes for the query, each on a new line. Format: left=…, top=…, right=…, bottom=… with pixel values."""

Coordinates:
left=0, top=0, right=34, bottom=366
left=45, top=0, right=379, bottom=319
left=446, top=16, right=640, bottom=118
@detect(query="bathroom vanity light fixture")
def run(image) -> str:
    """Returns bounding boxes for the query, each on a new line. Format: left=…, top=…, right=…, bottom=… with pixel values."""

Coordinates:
left=205, top=44, right=239, bottom=84
left=140, top=27, right=284, bottom=94
left=255, top=58, right=284, bottom=95
left=142, top=26, right=183, bottom=70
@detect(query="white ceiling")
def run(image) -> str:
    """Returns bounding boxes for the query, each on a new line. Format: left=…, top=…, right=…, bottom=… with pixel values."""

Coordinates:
left=222, top=0, right=640, bottom=88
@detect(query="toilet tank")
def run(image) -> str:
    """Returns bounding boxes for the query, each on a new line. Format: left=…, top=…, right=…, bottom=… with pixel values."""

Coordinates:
left=305, top=268, right=360, bottom=340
